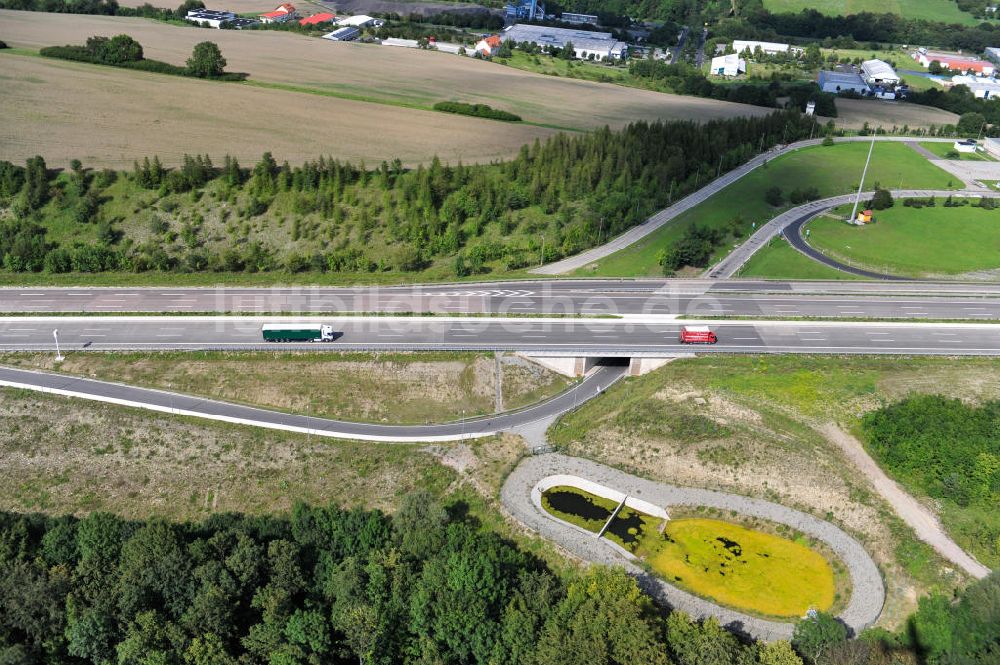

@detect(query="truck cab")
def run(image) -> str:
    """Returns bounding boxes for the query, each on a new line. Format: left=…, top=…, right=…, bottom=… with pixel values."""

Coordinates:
left=320, top=325, right=335, bottom=341
left=679, top=325, right=717, bottom=344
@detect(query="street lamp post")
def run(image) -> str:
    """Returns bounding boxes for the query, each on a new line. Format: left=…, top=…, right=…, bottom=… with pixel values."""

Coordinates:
left=53, top=329, right=64, bottom=362
left=539, top=235, right=545, bottom=267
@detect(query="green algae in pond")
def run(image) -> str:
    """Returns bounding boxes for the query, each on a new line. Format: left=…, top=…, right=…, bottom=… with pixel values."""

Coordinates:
left=541, top=486, right=618, bottom=532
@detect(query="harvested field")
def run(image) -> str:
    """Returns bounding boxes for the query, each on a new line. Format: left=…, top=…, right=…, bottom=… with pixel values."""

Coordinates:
left=0, top=351, right=571, bottom=424
left=0, top=10, right=770, bottom=132
left=0, top=53, right=554, bottom=168
left=829, top=98, right=959, bottom=131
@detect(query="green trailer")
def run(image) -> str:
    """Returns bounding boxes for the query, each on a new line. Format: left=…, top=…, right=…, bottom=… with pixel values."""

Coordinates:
left=261, top=324, right=335, bottom=342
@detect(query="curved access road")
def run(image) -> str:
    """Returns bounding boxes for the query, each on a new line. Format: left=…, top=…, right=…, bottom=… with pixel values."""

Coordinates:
left=709, top=190, right=1000, bottom=279
left=502, top=454, right=885, bottom=641
left=0, top=364, right=625, bottom=443
left=532, top=136, right=959, bottom=275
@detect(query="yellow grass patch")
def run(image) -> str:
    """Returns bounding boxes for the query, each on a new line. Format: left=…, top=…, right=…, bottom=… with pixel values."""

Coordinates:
left=650, top=518, right=836, bottom=618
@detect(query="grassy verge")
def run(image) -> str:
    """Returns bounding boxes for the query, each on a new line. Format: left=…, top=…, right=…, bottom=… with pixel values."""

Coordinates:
left=573, top=141, right=958, bottom=278
left=0, top=386, right=456, bottom=520
left=548, top=355, right=1000, bottom=626
left=739, top=236, right=860, bottom=280
left=919, top=141, right=997, bottom=161
left=0, top=351, right=572, bottom=424
left=761, top=0, right=980, bottom=25
left=806, top=202, right=1000, bottom=277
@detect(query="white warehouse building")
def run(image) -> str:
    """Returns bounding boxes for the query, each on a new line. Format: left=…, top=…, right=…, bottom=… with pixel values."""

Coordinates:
left=501, top=23, right=628, bottom=60
left=861, top=59, right=900, bottom=86
left=732, top=39, right=791, bottom=55
left=710, top=53, right=745, bottom=77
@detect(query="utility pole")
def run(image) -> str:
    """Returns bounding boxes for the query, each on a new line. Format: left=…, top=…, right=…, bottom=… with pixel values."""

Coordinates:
left=849, top=134, right=877, bottom=224
left=53, top=329, right=64, bottom=362
left=598, top=216, right=604, bottom=244
left=539, top=235, right=545, bottom=266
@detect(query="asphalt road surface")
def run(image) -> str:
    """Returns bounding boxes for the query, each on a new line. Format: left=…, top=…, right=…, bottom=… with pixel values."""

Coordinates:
left=0, top=363, right=627, bottom=442
left=5, top=317, right=1000, bottom=355
left=4, top=281, right=1000, bottom=319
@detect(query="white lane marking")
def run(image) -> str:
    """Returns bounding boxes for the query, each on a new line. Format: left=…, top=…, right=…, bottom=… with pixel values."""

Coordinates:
left=156, top=334, right=182, bottom=337
left=67, top=293, right=92, bottom=296
left=8, top=328, right=36, bottom=332
left=3, top=334, right=29, bottom=337
left=81, top=334, right=106, bottom=337
left=18, top=293, right=46, bottom=296
left=733, top=337, right=758, bottom=340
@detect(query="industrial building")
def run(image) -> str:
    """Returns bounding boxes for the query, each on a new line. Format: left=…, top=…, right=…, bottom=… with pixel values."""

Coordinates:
left=952, top=75, right=1000, bottom=99
left=861, top=59, right=900, bottom=86
left=916, top=48, right=995, bottom=75
left=732, top=39, right=792, bottom=55
left=323, top=26, right=360, bottom=41
left=185, top=9, right=246, bottom=28
left=709, top=53, right=745, bottom=77
left=818, top=70, right=869, bottom=94
left=505, top=0, right=545, bottom=21
left=299, top=12, right=335, bottom=25
left=561, top=12, right=599, bottom=25
left=501, top=23, right=627, bottom=60
left=335, top=14, right=384, bottom=28
left=986, top=46, right=1000, bottom=65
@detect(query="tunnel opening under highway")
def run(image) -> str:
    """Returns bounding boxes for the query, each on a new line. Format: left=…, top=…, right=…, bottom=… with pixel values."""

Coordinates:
left=519, top=354, right=681, bottom=377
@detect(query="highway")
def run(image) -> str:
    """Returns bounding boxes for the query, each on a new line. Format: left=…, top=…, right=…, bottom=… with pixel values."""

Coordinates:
left=5, top=281, right=1000, bottom=319
left=5, top=316, right=1000, bottom=355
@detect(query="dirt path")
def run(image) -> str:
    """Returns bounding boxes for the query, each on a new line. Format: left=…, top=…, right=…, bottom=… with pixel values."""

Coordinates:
left=819, top=424, right=990, bottom=579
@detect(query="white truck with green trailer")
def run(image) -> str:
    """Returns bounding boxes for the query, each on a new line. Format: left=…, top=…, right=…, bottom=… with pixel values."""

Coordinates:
left=261, top=323, right=335, bottom=342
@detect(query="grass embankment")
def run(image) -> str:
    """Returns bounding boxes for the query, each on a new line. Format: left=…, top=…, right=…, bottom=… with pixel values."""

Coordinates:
left=575, top=141, right=957, bottom=278
left=549, top=355, right=1000, bottom=625
left=806, top=202, right=1000, bottom=277
left=762, top=0, right=980, bottom=25
left=0, top=387, right=456, bottom=520
left=0, top=351, right=572, bottom=424
left=740, top=236, right=861, bottom=280
left=919, top=141, right=997, bottom=161
left=541, top=485, right=837, bottom=618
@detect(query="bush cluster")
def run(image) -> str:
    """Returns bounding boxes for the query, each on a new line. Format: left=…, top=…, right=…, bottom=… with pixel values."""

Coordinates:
left=432, top=101, right=522, bottom=122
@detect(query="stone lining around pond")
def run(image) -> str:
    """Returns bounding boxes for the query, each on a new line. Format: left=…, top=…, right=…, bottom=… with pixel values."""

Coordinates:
left=502, top=453, right=885, bottom=642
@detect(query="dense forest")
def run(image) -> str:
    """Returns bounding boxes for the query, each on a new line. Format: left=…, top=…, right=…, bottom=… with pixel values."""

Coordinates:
left=0, top=111, right=817, bottom=278
left=1, top=493, right=997, bottom=665
left=862, top=395, right=1000, bottom=566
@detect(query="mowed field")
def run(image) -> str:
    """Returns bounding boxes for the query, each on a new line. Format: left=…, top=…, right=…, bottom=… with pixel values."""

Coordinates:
left=0, top=52, right=554, bottom=168
left=0, top=10, right=771, bottom=131
left=763, top=0, right=978, bottom=25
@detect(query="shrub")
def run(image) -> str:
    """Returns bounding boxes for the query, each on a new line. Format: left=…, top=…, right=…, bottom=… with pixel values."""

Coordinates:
left=432, top=101, right=522, bottom=122
left=764, top=186, right=784, bottom=206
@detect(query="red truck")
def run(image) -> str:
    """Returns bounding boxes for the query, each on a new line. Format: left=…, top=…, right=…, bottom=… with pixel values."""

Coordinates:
left=679, top=326, right=717, bottom=344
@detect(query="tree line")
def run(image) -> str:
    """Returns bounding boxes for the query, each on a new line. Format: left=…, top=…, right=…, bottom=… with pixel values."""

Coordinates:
left=0, top=493, right=997, bottom=664
left=40, top=34, right=240, bottom=80
left=0, top=111, right=818, bottom=277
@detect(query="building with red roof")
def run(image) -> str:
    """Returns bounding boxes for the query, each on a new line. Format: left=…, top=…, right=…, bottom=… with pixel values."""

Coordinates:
left=299, top=12, right=335, bottom=25
left=474, top=35, right=503, bottom=56
left=259, top=3, right=296, bottom=23
left=916, top=49, right=995, bottom=76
